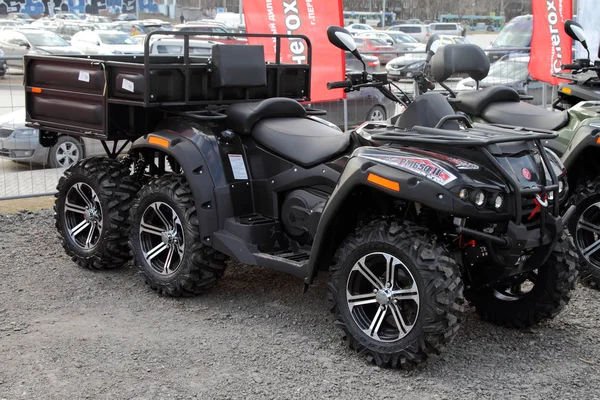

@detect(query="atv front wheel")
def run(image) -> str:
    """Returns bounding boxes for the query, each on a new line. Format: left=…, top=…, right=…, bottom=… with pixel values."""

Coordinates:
left=469, top=232, right=578, bottom=328
left=569, top=176, right=600, bottom=288
left=54, top=157, right=140, bottom=270
left=329, top=220, right=464, bottom=369
left=129, top=175, right=227, bottom=297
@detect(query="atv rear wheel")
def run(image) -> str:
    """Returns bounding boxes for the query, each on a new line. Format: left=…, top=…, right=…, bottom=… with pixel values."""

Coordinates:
left=569, top=176, right=600, bottom=288
left=54, top=157, right=140, bottom=270
left=329, top=220, right=464, bottom=369
left=129, top=175, right=227, bottom=297
left=469, top=232, right=578, bottom=328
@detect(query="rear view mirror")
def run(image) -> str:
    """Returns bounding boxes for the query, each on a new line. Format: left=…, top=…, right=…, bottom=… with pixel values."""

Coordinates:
left=565, top=20, right=587, bottom=47
left=327, top=26, right=358, bottom=54
left=426, top=34, right=440, bottom=55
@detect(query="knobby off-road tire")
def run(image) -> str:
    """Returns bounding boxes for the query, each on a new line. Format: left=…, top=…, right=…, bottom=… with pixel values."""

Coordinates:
left=568, top=176, right=600, bottom=288
left=129, top=174, right=227, bottom=297
left=329, top=219, right=464, bottom=369
left=54, top=157, right=141, bottom=270
left=470, top=232, right=578, bottom=328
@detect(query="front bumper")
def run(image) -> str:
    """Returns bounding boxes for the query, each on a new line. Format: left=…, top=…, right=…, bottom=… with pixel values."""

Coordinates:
left=0, top=135, right=48, bottom=164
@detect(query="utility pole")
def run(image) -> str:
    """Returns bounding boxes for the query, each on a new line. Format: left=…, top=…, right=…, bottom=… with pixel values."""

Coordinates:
left=369, top=0, right=372, bottom=12
left=382, top=0, right=386, bottom=28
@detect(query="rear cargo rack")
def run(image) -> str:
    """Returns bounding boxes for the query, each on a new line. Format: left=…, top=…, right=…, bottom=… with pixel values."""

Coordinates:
left=24, top=31, right=312, bottom=140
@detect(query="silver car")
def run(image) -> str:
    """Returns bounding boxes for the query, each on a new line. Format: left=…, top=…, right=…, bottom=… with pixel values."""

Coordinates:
left=0, top=109, right=126, bottom=168
left=0, top=29, right=83, bottom=68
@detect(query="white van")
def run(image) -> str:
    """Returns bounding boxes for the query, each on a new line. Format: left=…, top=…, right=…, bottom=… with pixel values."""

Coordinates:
left=214, top=12, right=245, bottom=28
left=429, top=23, right=463, bottom=36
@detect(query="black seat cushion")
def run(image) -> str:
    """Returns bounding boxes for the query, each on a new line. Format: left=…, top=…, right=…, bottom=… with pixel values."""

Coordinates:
left=455, top=86, right=521, bottom=116
left=252, top=118, right=350, bottom=167
left=482, top=101, right=569, bottom=131
left=226, top=98, right=307, bottom=135
left=431, top=44, right=490, bottom=83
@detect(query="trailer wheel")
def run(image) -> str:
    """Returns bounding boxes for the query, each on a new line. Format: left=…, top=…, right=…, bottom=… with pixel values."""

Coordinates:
left=469, top=232, right=578, bottom=328
left=54, top=157, right=141, bottom=270
left=329, top=219, right=464, bottom=369
left=130, top=174, right=227, bottom=297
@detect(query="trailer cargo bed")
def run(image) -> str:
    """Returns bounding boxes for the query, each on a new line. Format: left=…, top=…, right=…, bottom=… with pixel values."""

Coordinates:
left=24, top=32, right=312, bottom=141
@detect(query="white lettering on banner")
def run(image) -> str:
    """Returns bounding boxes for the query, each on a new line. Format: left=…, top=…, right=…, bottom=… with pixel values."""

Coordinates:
left=305, top=0, right=316, bottom=25
left=282, top=0, right=307, bottom=63
left=266, top=0, right=277, bottom=52
left=546, top=0, right=564, bottom=73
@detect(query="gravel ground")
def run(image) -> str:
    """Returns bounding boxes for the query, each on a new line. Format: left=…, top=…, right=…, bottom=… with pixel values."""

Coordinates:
left=1, top=210, right=600, bottom=400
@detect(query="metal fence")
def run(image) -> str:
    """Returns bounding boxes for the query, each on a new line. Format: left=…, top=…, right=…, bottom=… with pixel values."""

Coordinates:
left=0, top=48, right=560, bottom=200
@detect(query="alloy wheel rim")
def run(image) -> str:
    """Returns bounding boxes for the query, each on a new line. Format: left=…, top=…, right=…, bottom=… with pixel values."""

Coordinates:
left=370, top=109, right=385, bottom=121
left=346, top=252, right=420, bottom=343
left=139, top=202, right=185, bottom=276
left=492, top=270, right=537, bottom=301
left=56, top=142, right=80, bottom=168
left=575, top=201, right=600, bottom=271
left=64, top=182, right=103, bottom=250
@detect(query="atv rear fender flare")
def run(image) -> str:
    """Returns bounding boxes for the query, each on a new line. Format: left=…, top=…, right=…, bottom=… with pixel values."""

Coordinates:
left=131, top=122, right=224, bottom=246
left=305, top=155, right=458, bottom=284
left=550, top=125, right=599, bottom=171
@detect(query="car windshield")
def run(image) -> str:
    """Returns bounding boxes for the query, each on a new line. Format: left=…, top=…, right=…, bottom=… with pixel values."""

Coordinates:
left=370, top=38, right=389, bottom=46
left=493, top=17, right=532, bottom=47
left=488, top=60, right=529, bottom=80
left=24, top=32, right=69, bottom=46
left=99, top=33, right=135, bottom=44
left=389, top=32, right=417, bottom=43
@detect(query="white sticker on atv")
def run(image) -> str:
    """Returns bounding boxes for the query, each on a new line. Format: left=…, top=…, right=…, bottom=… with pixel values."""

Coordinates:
left=228, top=154, right=248, bottom=180
left=122, top=78, right=134, bottom=93
left=363, top=155, right=457, bottom=186
left=78, top=71, right=90, bottom=83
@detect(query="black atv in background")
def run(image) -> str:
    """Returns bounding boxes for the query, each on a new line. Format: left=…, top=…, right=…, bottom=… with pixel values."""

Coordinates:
left=25, top=27, right=577, bottom=369
left=428, top=21, right=600, bottom=288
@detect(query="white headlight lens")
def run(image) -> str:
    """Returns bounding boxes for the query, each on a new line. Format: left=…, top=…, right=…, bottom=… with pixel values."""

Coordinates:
left=494, top=194, right=504, bottom=209
left=558, top=180, right=564, bottom=193
left=458, top=188, right=469, bottom=200
left=474, top=191, right=486, bottom=207
left=548, top=191, right=554, bottom=201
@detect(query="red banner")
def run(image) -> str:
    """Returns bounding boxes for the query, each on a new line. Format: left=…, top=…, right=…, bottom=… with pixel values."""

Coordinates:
left=243, top=0, right=345, bottom=102
left=529, top=0, right=573, bottom=85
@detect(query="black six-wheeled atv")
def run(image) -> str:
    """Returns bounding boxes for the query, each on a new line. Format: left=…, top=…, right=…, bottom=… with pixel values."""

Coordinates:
left=26, top=27, right=577, bottom=369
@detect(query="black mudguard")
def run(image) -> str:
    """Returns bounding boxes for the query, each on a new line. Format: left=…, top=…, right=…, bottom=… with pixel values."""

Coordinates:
left=305, top=155, right=458, bottom=284
left=131, top=118, right=232, bottom=246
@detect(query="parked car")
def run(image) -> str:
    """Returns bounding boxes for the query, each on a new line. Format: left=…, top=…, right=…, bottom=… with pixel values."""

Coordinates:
left=173, top=24, right=247, bottom=45
left=345, top=23, right=374, bottom=34
left=456, top=54, right=546, bottom=105
left=345, top=51, right=380, bottom=73
left=0, top=109, right=121, bottom=168
left=0, top=20, right=25, bottom=30
left=387, top=24, right=431, bottom=43
left=55, top=22, right=94, bottom=42
left=386, top=35, right=470, bottom=80
left=354, top=37, right=396, bottom=64
left=84, top=15, right=113, bottom=24
left=70, top=30, right=143, bottom=55
left=0, top=49, right=7, bottom=77
left=115, top=13, right=136, bottom=21
left=51, top=13, right=81, bottom=21
left=487, top=14, right=532, bottom=63
left=7, top=13, right=34, bottom=24
left=356, top=31, right=425, bottom=52
left=0, top=30, right=83, bottom=68
left=150, top=38, right=216, bottom=56
left=307, top=86, right=397, bottom=127
left=428, top=23, right=463, bottom=36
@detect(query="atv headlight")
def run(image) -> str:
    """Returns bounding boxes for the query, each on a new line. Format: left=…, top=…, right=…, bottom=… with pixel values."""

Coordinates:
left=558, top=179, right=564, bottom=194
left=548, top=191, right=554, bottom=201
left=458, top=188, right=469, bottom=200
left=474, top=190, right=486, bottom=207
left=494, top=194, right=504, bottom=210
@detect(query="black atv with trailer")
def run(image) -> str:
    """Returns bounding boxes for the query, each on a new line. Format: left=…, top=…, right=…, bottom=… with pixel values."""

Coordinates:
left=25, top=28, right=577, bottom=369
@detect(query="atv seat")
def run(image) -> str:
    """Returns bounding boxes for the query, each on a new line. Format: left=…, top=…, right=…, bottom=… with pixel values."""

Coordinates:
left=481, top=101, right=570, bottom=131
left=252, top=118, right=350, bottom=167
left=226, top=97, right=308, bottom=135
left=454, top=86, right=521, bottom=116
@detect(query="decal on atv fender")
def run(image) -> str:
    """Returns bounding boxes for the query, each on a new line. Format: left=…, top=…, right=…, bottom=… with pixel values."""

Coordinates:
left=361, top=154, right=457, bottom=186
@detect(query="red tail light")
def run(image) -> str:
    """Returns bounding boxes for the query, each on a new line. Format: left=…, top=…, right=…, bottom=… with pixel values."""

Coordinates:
left=367, top=61, right=378, bottom=67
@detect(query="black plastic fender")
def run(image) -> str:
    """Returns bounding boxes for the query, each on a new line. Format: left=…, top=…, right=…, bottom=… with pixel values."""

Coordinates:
left=305, top=155, right=458, bottom=284
left=131, top=119, right=227, bottom=246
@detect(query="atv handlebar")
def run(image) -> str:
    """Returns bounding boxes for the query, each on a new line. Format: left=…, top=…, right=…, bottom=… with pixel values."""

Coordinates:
left=327, top=80, right=353, bottom=90
left=561, top=64, right=581, bottom=70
